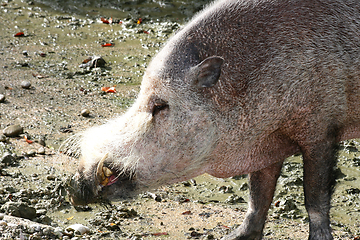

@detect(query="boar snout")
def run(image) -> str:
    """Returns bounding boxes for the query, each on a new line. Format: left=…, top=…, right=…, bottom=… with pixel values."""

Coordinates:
left=67, top=172, right=96, bottom=206
left=67, top=154, right=136, bottom=205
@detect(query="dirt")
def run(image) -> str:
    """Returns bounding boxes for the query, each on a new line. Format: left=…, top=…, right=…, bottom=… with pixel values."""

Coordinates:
left=0, top=0, right=359, bottom=239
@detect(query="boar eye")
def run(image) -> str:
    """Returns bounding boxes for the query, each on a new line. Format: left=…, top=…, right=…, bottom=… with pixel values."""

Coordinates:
left=152, top=99, right=169, bottom=116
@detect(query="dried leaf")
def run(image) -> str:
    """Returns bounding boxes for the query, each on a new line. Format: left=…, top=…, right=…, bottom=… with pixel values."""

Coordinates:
left=101, top=17, right=109, bottom=24
left=151, top=232, right=168, bottom=236
left=221, top=225, right=231, bottom=229
left=24, top=136, right=33, bottom=144
left=182, top=210, right=192, bottom=215
left=101, top=86, right=116, bottom=93
left=101, top=43, right=113, bottom=47
left=14, top=32, right=24, bottom=37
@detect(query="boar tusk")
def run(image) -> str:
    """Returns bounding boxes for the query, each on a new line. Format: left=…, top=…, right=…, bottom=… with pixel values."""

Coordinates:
left=103, top=166, right=113, bottom=177
left=96, top=153, right=108, bottom=183
left=96, top=153, right=115, bottom=186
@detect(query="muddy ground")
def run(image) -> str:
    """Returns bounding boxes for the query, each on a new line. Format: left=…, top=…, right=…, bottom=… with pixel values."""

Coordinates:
left=0, top=0, right=359, bottom=239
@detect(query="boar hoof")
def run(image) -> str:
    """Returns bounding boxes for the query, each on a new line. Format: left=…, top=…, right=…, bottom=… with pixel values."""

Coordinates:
left=221, top=226, right=262, bottom=240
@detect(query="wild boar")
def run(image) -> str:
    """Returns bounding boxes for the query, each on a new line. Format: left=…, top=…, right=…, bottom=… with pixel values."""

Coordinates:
left=67, top=0, right=360, bottom=239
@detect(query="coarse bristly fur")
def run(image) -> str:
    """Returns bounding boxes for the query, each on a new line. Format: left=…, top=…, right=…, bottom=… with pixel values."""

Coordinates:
left=67, top=0, right=360, bottom=239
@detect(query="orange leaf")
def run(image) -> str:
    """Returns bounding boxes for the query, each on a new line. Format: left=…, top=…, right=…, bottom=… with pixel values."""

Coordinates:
left=101, top=17, right=109, bottom=24
left=221, top=225, right=231, bottom=229
left=137, top=18, right=142, bottom=24
left=101, top=17, right=113, bottom=24
left=67, top=216, right=74, bottom=220
left=182, top=210, right=192, bottom=215
left=82, top=57, right=92, bottom=64
left=24, top=136, right=33, bottom=144
left=101, top=43, right=113, bottom=47
left=152, top=232, right=168, bottom=236
left=101, top=86, right=116, bottom=93
left=14, top=32, right=24, bottom=37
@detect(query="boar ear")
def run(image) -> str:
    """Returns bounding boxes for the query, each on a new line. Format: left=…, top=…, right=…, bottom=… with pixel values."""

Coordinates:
left=190, top=56, right=224, bottom=88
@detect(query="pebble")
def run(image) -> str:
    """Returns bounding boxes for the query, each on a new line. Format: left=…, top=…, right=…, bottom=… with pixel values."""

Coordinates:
left=1, top=152, right=16, bottom=165
left=0, top=135, right=6, bottom=142
left=21, top=81, right=31, bottom=89
left=0, top=220, right=7, bottom=227
left=65, top=224, right=90, bottom=235
left=1, top=202, right=37, bottom=220
left=81, top=109, right=90, bottom=117
left=225, top=194, right=246, bottom=204
left=29, top=224, right=42, bottom=232
left=25, top=150, right=36, bottom=157
left=0, top=213, right=4, bottom=220
left=0, top=94, right=5, bottom=103
left=3, top=125, right=23, bottom=137
left=36, top=209, right=47, bottom=216
left=46, top=175, right=56, bottom=181
left=38, top=147, right=45, bottom=155
left=43, top=227, right=53, bottom=236
left=53, top=227, right=64, bottom=238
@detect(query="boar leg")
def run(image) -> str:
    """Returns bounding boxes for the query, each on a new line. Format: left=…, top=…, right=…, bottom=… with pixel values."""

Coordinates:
left=222, top=161, right=283, bottom=240
left=301, top=140, right=336, bottom=240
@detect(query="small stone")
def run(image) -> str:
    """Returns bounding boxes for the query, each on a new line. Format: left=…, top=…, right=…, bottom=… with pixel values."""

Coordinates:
left=1, top=152, right=15, bottom=165
left=54, top=227, right=64, bottom=238
left=0, top=94, right=5, bottom=103
left=0, top=135, right=6, bottom=142
left=65, top=224, right=90, bottom=235
left=29, top=224, right=42, bottom=232
left=21, top=81, right=31, bottom=89
left=36, top=209, right=47, bottom=216
left=46, top=175, right=56, bottom=181
left=25, top=150, right=36, bottom=157
left=219, top=185, right=234, bottom=193
left=3, top=125, right=23, bottom=137
left=0, top=213, right=4, bottom=220
left=38, top=147, right=45, bottom=155
left=0, top=220, right=7, bottom=227
left=225, top=194, right=246, bottom=204
left=1, top=202, right=37, bottom=220
left=80, top=109, right=90, bottom=117
left=42, top=227, right=53, bottom=236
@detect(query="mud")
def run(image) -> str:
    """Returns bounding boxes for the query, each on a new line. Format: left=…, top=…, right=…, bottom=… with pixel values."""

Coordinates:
left=0, top=0, right=359, bottom=239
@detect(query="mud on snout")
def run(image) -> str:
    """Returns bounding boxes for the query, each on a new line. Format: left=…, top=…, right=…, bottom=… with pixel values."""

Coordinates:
left=65, top=153, right=138, bottom=206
